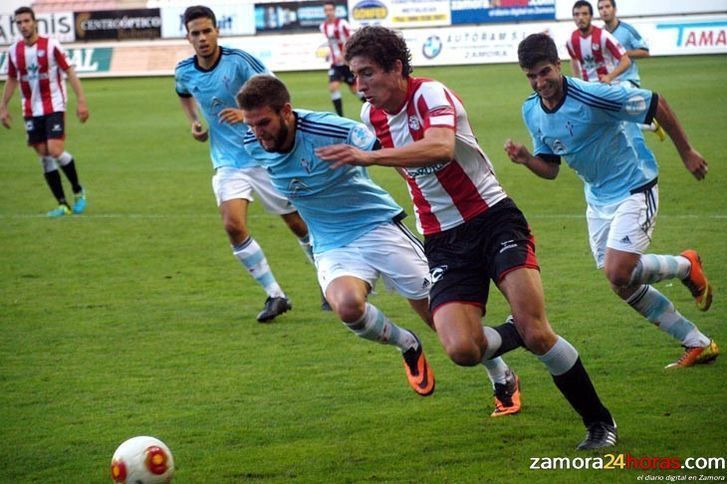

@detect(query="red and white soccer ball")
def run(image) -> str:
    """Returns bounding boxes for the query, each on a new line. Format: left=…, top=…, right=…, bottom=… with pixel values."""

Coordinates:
left=110, top=436, right=175, bottom=483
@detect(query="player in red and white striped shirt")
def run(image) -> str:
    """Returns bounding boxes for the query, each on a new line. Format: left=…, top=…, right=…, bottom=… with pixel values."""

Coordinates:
left=566, top=0, right=630, bottom=84
left=1, top=6, right=89, bottom=217
left=317, top=26, right=617, bottom=449
left=320, top=2, right=362, bottom=117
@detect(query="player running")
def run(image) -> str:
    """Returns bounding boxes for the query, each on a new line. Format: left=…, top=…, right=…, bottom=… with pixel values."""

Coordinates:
left=506, top=33, right=717, bottom=370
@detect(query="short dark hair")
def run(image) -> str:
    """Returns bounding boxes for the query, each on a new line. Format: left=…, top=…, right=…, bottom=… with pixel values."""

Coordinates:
left=14, top=6, right=35, bottom=21
left=345, top=26, right=412, bottom=77
left=597, top=0, right=615, bottom=8
left=236, top=75, right=290, bottom=113
left=323, top=1, right=336, bottom=7
left=518, top=33, right=560, bottom=70
left=183, top=5, right=216, bottom=32
left=572, top=0, right=593, bottom=15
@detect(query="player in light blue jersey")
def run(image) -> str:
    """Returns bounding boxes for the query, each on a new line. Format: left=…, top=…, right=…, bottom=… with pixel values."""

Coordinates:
left=506, top=33, right=717, bottom=371
left=598, top=0, right=666, bottom=140
left=597, top=0, right=647, bottom=88
left=237, top=75, right=526, bottom=405
left=175, top=5, right=319, bottom=323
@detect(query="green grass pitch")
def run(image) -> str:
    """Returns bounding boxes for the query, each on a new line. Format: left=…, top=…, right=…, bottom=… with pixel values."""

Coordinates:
left=1, top=55, right=725, bottom=483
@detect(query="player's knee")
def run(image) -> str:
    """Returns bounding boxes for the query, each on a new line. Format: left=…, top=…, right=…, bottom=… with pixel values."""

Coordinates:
left=443, top=340, right=481, bottom=367
left=223, top=220, right=248, bottom=243
left=516, top=315, right=557, bottom=354
left=333, top=294, right=366, bottom=323
left=47, top=146, right=64, bottom=158
left=604, top=266, right=632, bottom=289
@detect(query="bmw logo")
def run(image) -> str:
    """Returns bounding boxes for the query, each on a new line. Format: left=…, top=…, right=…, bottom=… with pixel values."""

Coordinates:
left=422, top=36, right=443, bottom=59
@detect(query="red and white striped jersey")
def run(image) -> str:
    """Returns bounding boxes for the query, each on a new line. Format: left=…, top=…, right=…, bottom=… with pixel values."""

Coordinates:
left=6, top=36, right=71, bottom=117
left=362, top=77, right=507, bottom=236
left=566, top=26, right=626, bottom=82
left=319, top=18, right=351, bottom=66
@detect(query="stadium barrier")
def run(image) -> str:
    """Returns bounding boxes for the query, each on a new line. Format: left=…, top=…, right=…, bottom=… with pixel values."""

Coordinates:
left=1, top=14, right=725, bottom=78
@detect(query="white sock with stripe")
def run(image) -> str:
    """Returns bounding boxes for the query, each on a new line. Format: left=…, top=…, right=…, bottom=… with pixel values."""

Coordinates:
left=344, top=303, right=418, bottom=352
left=232, top=237, right=285, bottom=298
left=630, top=254, right=690, bottom=285
left=627, top=285, right=710, bottom=347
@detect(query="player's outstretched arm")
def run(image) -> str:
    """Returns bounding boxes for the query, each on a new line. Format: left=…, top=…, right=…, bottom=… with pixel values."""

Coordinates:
left=317, top=126, right=454, bottom=169
left=504, top=139, right=560, bottom=179
left=0, top=77, right=19, bottom=129
left=654, top=95, right=708, bottom=180
left=178, top=96, right=208, bottom=142
left=599, top=54, right=631, bottom=84
left=66, top=67, right=89, bottom=123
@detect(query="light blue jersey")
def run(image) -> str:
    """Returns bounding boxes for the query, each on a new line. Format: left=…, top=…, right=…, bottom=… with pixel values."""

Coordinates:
left=523, top=77, right=659, bottom=207
left=608, top=21, right=649, bottom=87
left=175, top=46, right=268, bottom=170
left=243, top=110, right=404, bottom=254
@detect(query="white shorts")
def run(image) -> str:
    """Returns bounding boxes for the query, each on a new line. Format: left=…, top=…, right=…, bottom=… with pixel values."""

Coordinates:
left=587, top=184, right=659, bottom=269
left=315, top=221, right=430, bottom=300
left=212, top=166, right=296, bottom=214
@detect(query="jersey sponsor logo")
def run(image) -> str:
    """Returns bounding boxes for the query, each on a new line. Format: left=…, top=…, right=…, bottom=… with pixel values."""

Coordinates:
left=350, top=124, right=375, bottom=149
left=404, top=163, right=446, bottom=177
left=430, top=264, right=448, bottom=284
left=625, top=95, right=647, bottom=115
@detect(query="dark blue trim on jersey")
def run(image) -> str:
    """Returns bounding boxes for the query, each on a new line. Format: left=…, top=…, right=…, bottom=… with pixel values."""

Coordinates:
left=176, top=57, right=195, bottom=70
left=539, top=78, right=568, bottom=113
left=176, top=90, right=193, bottom=98
left=537, top=153, right=561, bottom=164
left=192, top=46, right=223, bottom=72
left=221, top=46, right=267, bottom=73
left=643, top=92, right=658, bottom=125
left=297, top=118, right=350, bottom=137
left=298, top=125, right=348, bottom=141
left=243, top=132, right=258, bottom=146
left=567, top=80, right=622, bottom=112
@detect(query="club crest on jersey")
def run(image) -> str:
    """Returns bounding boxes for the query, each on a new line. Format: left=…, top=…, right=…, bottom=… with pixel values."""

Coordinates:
left=38, top=50, right=46, bottom=58
left=300, top=157, right=312, bottom=173
left=408, top=116, right=421, bottom=131
left=350, top=124, right=375, bottom=149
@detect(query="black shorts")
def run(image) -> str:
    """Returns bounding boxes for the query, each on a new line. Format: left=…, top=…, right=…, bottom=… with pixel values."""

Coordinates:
left=424, top=198, right=540, bottom=314
left=328, top=64, right=355, bottom=85
left=24, top=111, right=65, bottom=145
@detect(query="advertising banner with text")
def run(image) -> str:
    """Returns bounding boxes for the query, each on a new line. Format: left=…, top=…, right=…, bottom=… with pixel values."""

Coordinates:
left=74, top=8, right=162, bottom=41
left=254, top=1, right=347, bottom=33
left=347, top=0, right=450, bottom=29
left=0, top=11, right=74, bottom=45
left=161, top=4, right=255, bottom=39
left=450, top=0, right=555, bottom=25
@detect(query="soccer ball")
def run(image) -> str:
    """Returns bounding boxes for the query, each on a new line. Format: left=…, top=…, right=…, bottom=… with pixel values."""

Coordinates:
left=110, top=436, right=175, bottom=483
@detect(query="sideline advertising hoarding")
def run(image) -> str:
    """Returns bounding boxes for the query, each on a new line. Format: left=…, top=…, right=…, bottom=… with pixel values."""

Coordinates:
left=74, top=8, right=162, bottom=41
left=0, top=11, right=74, bottom=45
left=450, top=0, right=555, bottom=25
left=347, top=0, right=450, bottom=29
left=161, top=4, right=255, bottom=39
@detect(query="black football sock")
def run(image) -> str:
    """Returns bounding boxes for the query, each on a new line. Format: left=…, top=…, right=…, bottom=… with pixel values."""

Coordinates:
left=60, top=159, right=82, bottom=193
left=333, top=98, right=343, bottom=117
left=44, top=170, right=68, bottom=206
left=552, top=357, right=613, bottom=427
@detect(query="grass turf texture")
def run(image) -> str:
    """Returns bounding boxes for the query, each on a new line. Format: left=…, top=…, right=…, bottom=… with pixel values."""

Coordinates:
left=1, top=55, right=725, bottom=483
